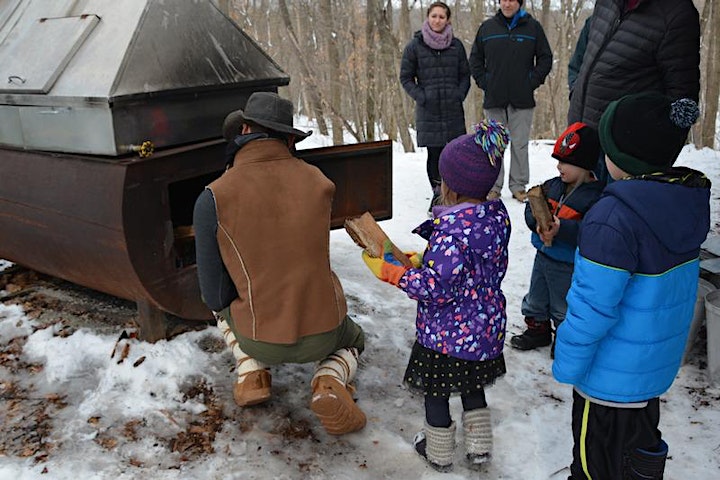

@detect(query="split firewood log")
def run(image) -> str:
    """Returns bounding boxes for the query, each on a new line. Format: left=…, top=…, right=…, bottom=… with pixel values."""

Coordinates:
left=344, top=212, right=413, bottom=267
left=527, top=185, right=554, bottom=247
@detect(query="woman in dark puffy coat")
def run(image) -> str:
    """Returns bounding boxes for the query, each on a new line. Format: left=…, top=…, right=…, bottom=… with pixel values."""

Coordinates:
left=400, top=1, right=470, bottom=211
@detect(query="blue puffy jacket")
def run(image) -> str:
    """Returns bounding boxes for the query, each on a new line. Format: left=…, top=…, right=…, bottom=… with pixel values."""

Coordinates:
left=553, top=168, right=710, bottom=402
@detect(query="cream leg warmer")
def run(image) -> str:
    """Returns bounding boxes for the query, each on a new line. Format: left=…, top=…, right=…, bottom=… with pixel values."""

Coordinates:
left=216, top=315, right=267, bottom=381
left=463, top=408, right=493, bottom=462
left=311, top=347, right=359, bottom=386
left=423, top=421, right=456, bottom=468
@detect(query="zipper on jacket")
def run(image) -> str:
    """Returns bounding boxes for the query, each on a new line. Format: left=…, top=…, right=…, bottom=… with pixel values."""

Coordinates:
left=577, top=8, right=628, bottom=120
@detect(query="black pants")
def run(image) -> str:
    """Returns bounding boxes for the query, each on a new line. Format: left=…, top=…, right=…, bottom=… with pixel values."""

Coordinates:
left=424, top=389, right=487, bottom=427
left=426, top=146, right=443, bottom=190
left=569, top=390, right=666, bottom=480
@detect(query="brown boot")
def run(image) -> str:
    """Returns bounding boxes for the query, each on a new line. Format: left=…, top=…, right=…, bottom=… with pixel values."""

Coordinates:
left=233, top=369, right=271, bottom=407
left=512, top=190, right=528, bottom=203
left=310, top=376, right=366, bottom=435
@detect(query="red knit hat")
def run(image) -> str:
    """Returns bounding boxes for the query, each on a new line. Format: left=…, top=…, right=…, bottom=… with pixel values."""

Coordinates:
left=552, top=122, right=600, bottom=171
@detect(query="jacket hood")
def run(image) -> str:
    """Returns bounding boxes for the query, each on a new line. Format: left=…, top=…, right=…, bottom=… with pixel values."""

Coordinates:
left=496, top=8, right=528, bottom=29
left=604, top=167, right=710, bottom=254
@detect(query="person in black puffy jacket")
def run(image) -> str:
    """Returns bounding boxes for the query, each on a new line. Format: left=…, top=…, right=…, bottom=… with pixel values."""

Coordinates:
left=567, top=0, right=700, bottom=184
left=469, top=0, right=552, bottom=203
left=400, top=1, right=470, bottom=212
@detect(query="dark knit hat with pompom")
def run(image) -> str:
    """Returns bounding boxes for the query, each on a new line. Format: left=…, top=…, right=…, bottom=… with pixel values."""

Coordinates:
left=598, top=92, right=699, bottom=176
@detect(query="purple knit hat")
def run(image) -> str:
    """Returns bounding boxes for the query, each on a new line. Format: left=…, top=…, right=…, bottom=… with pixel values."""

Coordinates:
left=439, top=120, right=509, bottom=199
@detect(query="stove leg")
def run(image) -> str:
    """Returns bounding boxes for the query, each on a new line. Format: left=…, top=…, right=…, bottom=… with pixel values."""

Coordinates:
left=135, top=299, right=169, bottom=342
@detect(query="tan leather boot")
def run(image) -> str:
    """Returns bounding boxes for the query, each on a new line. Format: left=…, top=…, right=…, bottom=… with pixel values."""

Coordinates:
left=310, top=376, right=366, bottom=435
left=215, top=312, right=271, bottom=407
left=233, top=369, right=271, bottom=407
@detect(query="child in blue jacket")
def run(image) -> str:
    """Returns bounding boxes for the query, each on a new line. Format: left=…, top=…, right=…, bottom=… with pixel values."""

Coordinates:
left=553, top=92, right=710, bottom=480
left=510, top=122, right=604, bottom=354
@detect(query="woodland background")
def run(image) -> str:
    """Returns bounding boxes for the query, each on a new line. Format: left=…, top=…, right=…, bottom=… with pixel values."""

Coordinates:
left=213, top=0, right=720, bottom=151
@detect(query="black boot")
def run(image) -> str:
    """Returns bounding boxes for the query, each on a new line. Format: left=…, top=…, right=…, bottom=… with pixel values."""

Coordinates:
left=510, top=317, right=552, bottom=350
left=626, top=440, right=668, bottom=479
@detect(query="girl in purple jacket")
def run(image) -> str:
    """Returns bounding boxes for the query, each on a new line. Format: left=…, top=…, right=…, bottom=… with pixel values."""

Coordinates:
left=363, top=120, right=511, bottom=472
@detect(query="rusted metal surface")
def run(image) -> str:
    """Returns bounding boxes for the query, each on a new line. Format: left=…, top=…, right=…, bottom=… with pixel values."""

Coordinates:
left=298, top=140, right=393, bottom=228
left=0, top=140, right=392, bottom=338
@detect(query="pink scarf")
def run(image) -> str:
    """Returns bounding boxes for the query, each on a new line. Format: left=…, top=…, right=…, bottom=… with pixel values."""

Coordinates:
left=421, top=19, right=453, bottom=50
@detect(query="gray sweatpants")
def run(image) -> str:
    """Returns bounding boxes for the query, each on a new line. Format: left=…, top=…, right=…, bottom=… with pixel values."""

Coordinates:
left=484, top=106, right=534, bottom=194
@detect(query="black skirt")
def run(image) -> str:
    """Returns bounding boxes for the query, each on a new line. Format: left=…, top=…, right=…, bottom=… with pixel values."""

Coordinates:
left=403, top=341, right=506, bottom=398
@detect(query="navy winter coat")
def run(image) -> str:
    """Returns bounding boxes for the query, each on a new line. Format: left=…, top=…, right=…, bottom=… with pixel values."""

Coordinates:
left=469, top=10, right=552, bottom=109
left=524, top=176, right=604, bottom=264
left=400, top=32, right=470, bottom=147
left=568, top=0, right=700, bottom=128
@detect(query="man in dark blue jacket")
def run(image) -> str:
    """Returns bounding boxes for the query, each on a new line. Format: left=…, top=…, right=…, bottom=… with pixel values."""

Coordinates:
left=469, top=0, right=552, bottom=203
left=554, top=92, right=708, bottom=480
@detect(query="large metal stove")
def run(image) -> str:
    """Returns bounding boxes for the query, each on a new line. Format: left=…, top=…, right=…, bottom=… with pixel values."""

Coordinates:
left=0, top=0, right=392, bottom=340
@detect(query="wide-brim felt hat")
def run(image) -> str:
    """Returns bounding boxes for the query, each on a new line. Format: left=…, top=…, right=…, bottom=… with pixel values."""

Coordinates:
left=222, top=91, right=312, bottom=143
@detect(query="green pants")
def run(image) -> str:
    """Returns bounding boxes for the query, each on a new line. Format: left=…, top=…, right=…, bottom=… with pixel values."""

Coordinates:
left=219, top=308, right=364, bottom=365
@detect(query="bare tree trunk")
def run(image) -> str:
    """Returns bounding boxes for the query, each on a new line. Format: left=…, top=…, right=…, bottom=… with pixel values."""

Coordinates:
left=320, top=0, right=344, bottom=145
left=278, top=0, right=329, bottom=135
left=384, top=1, right=415, bottom=150
left=534, top=0, right=555, bottom=137
left=365, top=1, right=378, bottom=141
left=468, top=1, right=487, bottom=125
left=699, top=0, right=711, bottom=34
left=398, top=0, right=418, bottom=133
left=701, top=0, right=719, bottom=148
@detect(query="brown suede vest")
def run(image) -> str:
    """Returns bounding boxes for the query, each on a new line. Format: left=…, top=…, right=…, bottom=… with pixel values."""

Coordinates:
left=209, top=139, right=347, bottom=344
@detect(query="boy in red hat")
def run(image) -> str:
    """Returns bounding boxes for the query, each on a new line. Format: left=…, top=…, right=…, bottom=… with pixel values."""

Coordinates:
left=510, top=123, right=604, bottom=355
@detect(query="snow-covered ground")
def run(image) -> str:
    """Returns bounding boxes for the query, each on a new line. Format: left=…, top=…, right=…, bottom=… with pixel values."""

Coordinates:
left=1, top=125, right=720, bottom=479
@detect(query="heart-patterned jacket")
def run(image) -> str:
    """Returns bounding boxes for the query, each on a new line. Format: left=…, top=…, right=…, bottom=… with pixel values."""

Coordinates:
left=399, top=200, right=511, bottom=361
